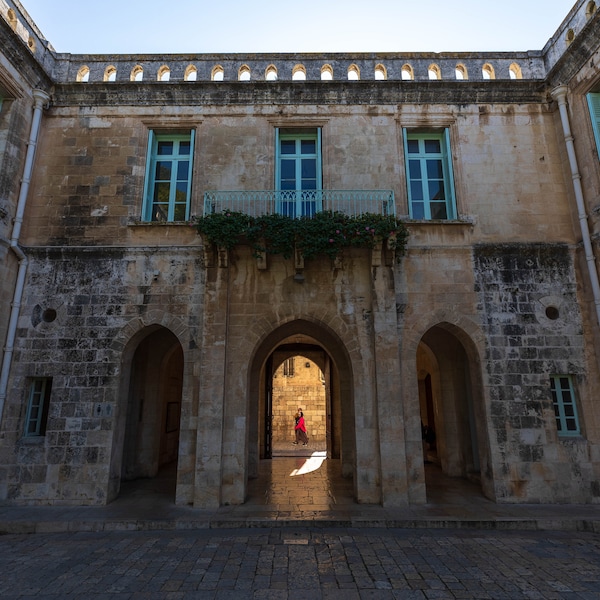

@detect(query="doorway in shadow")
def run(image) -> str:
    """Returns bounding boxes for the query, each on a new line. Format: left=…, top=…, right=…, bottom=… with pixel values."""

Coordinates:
left=114, top=326, right=183, bottom=503
left=417, top=323, right=492, bottom=501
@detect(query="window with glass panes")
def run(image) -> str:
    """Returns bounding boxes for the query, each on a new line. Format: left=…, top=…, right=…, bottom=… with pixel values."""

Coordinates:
left=25, top=378, right=52, bottom=437
left=143, top=131, right=194, bottom=222
left=275, top=128, right=322, bottom=217
left=550, top=375, right=581, bottom=436
left=403, top=130, right=456, bottom=220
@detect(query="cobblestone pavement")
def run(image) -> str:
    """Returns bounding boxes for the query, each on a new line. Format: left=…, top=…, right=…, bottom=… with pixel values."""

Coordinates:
left=0, top=527, right=599, bottom=599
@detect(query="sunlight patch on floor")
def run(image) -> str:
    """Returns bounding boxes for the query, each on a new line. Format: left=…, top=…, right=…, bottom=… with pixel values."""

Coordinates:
left=289, top=451, right=327, bottom=476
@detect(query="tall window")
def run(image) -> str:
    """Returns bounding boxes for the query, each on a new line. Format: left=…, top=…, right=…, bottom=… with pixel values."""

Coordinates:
left=142, top=131, right=194, bottom=222
left=275, top=128, right=322, bottom=217
left=403, top=129, right=456, bottom=220
left=587, top=93, right=600, bottom=157
left=25, top=378, right=52, bottom=437
left=550, top=375, right=581, bottom=436
left=283, top=358, right=295, bottom=377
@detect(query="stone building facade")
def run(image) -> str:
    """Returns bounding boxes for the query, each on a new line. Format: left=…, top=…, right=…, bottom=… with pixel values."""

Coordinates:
left=1, top=0, right=600, bottom=508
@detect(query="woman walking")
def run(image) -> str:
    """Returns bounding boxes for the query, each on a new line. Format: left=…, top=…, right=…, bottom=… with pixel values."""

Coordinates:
left=293, top=407, right=309, bottom=446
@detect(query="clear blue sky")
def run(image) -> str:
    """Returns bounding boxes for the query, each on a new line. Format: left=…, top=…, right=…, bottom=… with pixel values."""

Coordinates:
left=21, top=0, right=576, bottom=54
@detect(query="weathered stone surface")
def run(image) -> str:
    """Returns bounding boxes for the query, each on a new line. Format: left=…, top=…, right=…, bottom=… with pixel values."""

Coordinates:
left=0, top=0, right=599, bottom=508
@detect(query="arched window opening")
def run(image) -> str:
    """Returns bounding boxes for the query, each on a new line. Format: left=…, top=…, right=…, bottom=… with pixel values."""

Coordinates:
left=158, top=66, right=170, bottom=82
left=482, top=63, right=495, bottom=80
left=509, top=63, right=522, bottom=80
left=455, top=64, right=468, bottom=80
left=131, top=65, right=144, bottom=82
left=7, top=9, right=17, bottom=30
left=586, top=1, right=597, bottom=18
left=565, top=28, right=575, bottom=45
left=184, top=65, right=197, bottom=81
left=347, top=64, right=360, bottom=80
left=321, top=64, right=333, bottom=80
left=76, top=66, right=90, bottom=82
left=374, top=64, right=387, bottom=80
left=238, top=65, right=251, bottom=81
left=265, top=65, right=278, bottom=81
left=401, top=64, right=414, bottom=80
left=212, top=65, right=224, bottom=81
left=428, top=64, right=441, bottom=80
left=104, top=65, right=117, bottom=82
left=292, top=65, right=306, bottom=80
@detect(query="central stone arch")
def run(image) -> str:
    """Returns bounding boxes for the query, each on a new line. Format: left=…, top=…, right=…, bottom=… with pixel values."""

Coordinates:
left=247, top=318, right=356, bottom=495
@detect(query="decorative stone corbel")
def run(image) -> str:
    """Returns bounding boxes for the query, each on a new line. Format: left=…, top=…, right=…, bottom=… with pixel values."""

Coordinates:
left=371, top=241, right=382, bottom=267
left=256, top=239, right=267, bottom=270
left=294, top=245, right=304, bottom=271
left=293, top=245, right=305, bottom=283
left=202, top=242, right=216, bottom=267
left=217, top=246, right=228, bottom=268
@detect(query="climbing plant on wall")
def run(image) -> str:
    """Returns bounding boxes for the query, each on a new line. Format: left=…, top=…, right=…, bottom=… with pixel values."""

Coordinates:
left=194, top=211, right=408, bottom=261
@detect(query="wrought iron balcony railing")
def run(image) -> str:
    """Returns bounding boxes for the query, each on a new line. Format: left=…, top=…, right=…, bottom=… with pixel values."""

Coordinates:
left=203, top=190, right=395, bottom=218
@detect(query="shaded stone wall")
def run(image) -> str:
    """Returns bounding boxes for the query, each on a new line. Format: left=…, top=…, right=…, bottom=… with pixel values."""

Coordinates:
left=0, top=246, right=204, bottom=504
left=474, top=243, right=594, bottom=503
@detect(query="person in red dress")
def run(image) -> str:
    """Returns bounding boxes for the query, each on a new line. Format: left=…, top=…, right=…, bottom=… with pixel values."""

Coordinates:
left=293, top=407, right=309, bottom=445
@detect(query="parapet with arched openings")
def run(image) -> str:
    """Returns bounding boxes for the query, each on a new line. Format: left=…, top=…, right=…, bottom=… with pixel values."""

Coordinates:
left=509, top=63, right=522, bottom=80
left=212, top=65, right=224, bottom=81
left=104, top=65, right=117, bottom=82
left=455, top=64, right=468, bottom=80
left=482, top=63, right=495, bottom=80
left=184, top=65, right=197, bottom=81
left=401, top=64, right=414, bottom=80
left=586, top=1, right=597, bottom=18
left=7, top=8, right=17, bottom=30
left=428, top=64, right=441, bottom=80
left=76, top=66, right=90, bottom=83
left=374, top=64, right=387, bottom=80
left=131, top=65, right=143, bottom=81
left=347, top=64, right=360, bottom=80
left=321, top=64, right=333, bottom=80
left=37, top=0, right=599, bottom=87
left=292, top=64, right=306, bottom=80
left=238, top=65, right=251, bottom=81
left=157, top=65, right=170, bottom=82
left=265, top=65, right=278, bottom=81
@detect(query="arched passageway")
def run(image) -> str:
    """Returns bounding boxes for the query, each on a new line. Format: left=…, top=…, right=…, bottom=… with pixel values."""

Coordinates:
left=417, top=323, right=493, bottom=500
left=270, top=350, right=328, bottom=453
left=248, top=320, right=356, bottom=502
left=110, top=326, right=184, bottom=502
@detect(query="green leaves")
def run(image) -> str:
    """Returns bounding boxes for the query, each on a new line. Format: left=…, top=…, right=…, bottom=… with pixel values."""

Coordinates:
left=195, top=211, right=408, bottom=262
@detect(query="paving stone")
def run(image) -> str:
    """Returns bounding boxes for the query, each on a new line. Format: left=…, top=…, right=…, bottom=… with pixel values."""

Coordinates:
left=4, top=527, right=598, bottom=598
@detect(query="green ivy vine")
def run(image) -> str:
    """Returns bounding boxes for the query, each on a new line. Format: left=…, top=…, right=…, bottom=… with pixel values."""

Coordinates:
left=194, top=210, right=408, bottom=262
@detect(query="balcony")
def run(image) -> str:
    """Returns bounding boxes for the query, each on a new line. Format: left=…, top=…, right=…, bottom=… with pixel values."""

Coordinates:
left=202, top=190, right=395, bottom=218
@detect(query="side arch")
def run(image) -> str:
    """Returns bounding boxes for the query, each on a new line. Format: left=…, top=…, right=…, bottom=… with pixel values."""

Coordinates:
left=109, top=313, right=197, bottom=504
left=401, top=312, right=495, bottom=501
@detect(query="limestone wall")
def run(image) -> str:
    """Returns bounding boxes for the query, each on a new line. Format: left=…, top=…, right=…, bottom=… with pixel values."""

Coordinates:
left=0, top=246, right=204, bottom=504
left=272, top=356, right=326, bottom=444
left=20, top=100, right=576, bottom=248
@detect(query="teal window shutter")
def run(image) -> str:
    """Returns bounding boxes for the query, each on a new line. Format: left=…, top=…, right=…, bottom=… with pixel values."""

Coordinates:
left=25, top=378, right=52, bottom=437
left=274, top=127, right=281, bottom=190
left=186, top=129, right=195, bottom=221
left=443, top=128, right=457, bottom=220
left=550, top=375, right=581, bottom=437
left=587, top=93, right=600, bottom=157
left=142, top=130, right=156, bottom=220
